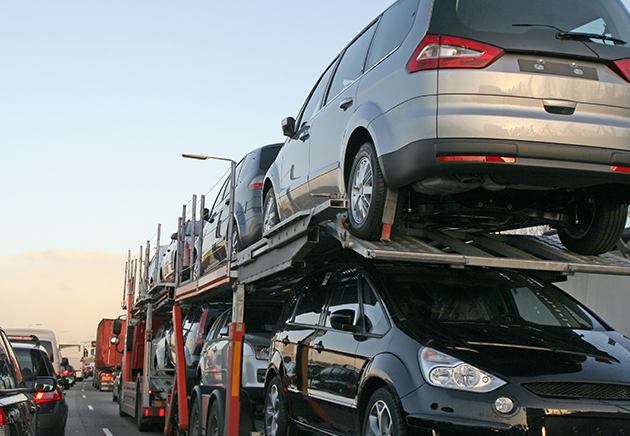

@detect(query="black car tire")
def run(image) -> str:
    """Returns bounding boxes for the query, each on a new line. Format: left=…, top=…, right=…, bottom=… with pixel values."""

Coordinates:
left=207, top=399, right=223, bottom=436
left=348, top=142, right=386, bottom=241
left=189, top=396, right=203, bottom=436
left=263, top=187, right=280, bottom=234
left=264, top=376, right=289, bottom=436
left=558, top=193, right=627, bottom=255
left=363, top=387, right=407, bottom=436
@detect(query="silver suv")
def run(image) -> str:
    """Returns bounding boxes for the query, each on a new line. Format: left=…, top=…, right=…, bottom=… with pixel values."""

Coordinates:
left=263, top=0, right=630, bottom=254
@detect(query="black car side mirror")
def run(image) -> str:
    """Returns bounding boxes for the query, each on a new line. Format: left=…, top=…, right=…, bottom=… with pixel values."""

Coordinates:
left=281, top=117, right=296, bottom=138
left=329, top=309, right=359, bottom=333
left=113, top=319, right=122, bottom=335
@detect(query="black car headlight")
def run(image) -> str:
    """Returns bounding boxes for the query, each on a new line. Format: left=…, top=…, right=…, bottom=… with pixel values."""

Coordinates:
left=419, top=347, right=506, bottom=393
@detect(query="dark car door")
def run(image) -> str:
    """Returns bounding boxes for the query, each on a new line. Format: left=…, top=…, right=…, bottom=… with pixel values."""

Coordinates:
left=275, top=270, right=331, bottom=425
left=305, top=266, right=363, bottom=436
left=0, top=331, right=37, bottom=436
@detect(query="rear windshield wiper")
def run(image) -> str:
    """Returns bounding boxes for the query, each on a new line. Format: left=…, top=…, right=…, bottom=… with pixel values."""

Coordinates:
left=513, top=24, right=626, bottom=45
left=557, top=31, right=626, bottom=45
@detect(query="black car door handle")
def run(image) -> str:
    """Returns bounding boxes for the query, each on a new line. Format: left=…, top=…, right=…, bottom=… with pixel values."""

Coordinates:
left=314, top=341, right=324, bottom=353
left=282, top=336, right=290, bottom=345
left=339, top=97, right=353, bottom=110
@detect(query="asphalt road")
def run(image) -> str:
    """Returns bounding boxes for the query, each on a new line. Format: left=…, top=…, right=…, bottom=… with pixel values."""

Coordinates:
left=64, top=379, right=163, bottom=436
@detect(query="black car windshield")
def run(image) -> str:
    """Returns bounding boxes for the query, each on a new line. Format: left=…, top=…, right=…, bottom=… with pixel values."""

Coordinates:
left=376, top=264, right=602, bottom=330
left=446, top=0, right=630, bottom=46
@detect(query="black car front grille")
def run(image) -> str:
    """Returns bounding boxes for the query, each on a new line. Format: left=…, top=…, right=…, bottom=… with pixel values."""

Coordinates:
left=522, top=382, right=630, bottom=400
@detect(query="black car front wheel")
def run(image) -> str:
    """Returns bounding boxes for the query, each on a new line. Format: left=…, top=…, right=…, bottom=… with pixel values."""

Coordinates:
left=264, top=377, right=289, bottom=436
left=348, top=142, right=386, bottom=240
left=558, top=192, right=627, bottom=255
left=363, top=387, right=407, bottom=436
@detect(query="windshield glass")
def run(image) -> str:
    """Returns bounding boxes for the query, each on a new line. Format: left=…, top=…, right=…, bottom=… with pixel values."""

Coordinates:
left=376, top=264, right=601, bottom=330
left=453, top=0, right=630, bottom=45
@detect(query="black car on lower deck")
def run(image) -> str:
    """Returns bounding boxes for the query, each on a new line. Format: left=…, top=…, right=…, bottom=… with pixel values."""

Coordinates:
left=10, top=337, right=68, bottom=436
left=264, top=256, right=630, bottom=436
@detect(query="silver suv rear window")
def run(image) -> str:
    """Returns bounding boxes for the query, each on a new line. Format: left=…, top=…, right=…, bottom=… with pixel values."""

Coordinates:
left=455, top=0, right=630, bottom=45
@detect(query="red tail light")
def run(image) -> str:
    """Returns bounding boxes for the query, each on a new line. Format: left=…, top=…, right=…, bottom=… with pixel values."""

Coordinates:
left=0, top=407, right=6, bottom=425
left=249, top=175, right=264, bottom=190
left=612, top=165, right=630, bottom=173
left=437, top=156, right=515, bottom=163
left=63, top=370, right=69, bottom=376
left=613, top=58, right=630, bottom=83
left=195, top=309, right=209, bottom=345
left=159, top=408, right=165, bottom=417
left=408, top=35, right=504, bottom=72
left=35, top=389, right=63, bottom=404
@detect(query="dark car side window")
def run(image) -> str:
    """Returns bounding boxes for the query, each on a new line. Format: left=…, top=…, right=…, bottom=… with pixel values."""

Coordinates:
left=0, top=334, right=19, bottom=389
left=361, top=279, right=390, bottom=335
left=293, top=270, right=333, bottom=325
left=365, top=0, right=420, bottom=70
left=324, top=267, right=360, bottom=329
left=325, top=22, right=377, bottom=104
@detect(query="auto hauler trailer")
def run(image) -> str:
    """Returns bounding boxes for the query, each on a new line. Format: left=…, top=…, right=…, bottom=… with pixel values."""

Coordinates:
left=117, top=226, right=178, bottom=432
left=157, top=194, right=630, bottom=436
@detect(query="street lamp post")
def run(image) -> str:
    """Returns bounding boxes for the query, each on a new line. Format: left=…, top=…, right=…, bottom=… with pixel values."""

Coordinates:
left=182, top=152, right=241, bottom=436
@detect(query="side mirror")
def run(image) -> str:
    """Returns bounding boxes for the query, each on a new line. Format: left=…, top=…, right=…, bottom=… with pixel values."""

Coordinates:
left=113, top=319, right=122, bottom=335
left=281, top=117, right=296, bottom=138
left=110, top=336, right=120, bottom=345
left=33, top=376, right=57, bottom=392
left=219, top=327, right=229, bottom=337
left=329, top=309, right=359, bottom=333
left=171, top=232, right=178, bottom=241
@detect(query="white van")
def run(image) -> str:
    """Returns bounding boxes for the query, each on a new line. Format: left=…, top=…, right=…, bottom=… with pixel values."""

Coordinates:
left=5, top=328, right=63, bottom=376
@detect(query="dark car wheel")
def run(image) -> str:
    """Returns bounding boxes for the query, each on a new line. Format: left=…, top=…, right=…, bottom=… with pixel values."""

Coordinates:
left=348, top=142, right=386, bottom=240
left=264, top=377, right=289, bottom=436
left=207, top=399, right=223, bottom=436
left=558, top=192, right=627, bottom=255
left=189, top=397, right=203, bottom=436
left=263, top=187, right=280, bottom=234
left=363, top=387, right=407, bottom=436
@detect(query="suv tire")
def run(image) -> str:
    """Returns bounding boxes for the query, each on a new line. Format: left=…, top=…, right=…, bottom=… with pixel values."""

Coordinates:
left=363, top=387, right=407, bottom=436
left=348, top=142, right=386, bottom=240
left=264, top=376, right=289, bottom=436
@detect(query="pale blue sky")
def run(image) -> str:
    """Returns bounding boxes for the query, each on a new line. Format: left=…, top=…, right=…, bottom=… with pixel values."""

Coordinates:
left=1, top=0, right=630, bottom=258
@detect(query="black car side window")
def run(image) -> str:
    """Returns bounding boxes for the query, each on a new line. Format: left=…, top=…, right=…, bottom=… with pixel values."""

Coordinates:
left=325, top=267, right=360, bottom=329
left=365, top=0, right=420, bottom=70
left=0, top=335, right=18, bottom=389
left=361, top=279, right=390, bottom=335
left=293, top=270, right=332, bottom=326
left=299, top=60, right=336, bottom=128
left=325, top=22, right=377, bottom=104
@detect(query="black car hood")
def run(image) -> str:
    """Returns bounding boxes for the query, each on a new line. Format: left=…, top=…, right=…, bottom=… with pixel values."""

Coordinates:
left=415, top=321, right=630, bottom=382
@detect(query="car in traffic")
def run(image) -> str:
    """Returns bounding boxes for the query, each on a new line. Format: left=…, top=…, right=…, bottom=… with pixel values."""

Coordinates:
left=199, top=143, right=282, bottom=274
left=264, top=255, right=630, bottom=436
left=10, top=337, right=68, bottom=436
left=169, top=304, right=228, bottom=394
left=152, top=318, right=173, bottom=371
left=0, top=326, right=58, bottom=436
left=262, top=0, right=630, bottom=255
left=5, top=329, right=63, bottom=379
left=161, top=219, right=204, bottom=283
left=197, top=302, right=284, bottom=404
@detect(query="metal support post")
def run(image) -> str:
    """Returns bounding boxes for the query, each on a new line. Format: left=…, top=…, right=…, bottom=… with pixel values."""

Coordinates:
left=225, top=283, right=245, bottom=436
left=142, top=302, right=153, bottom=419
